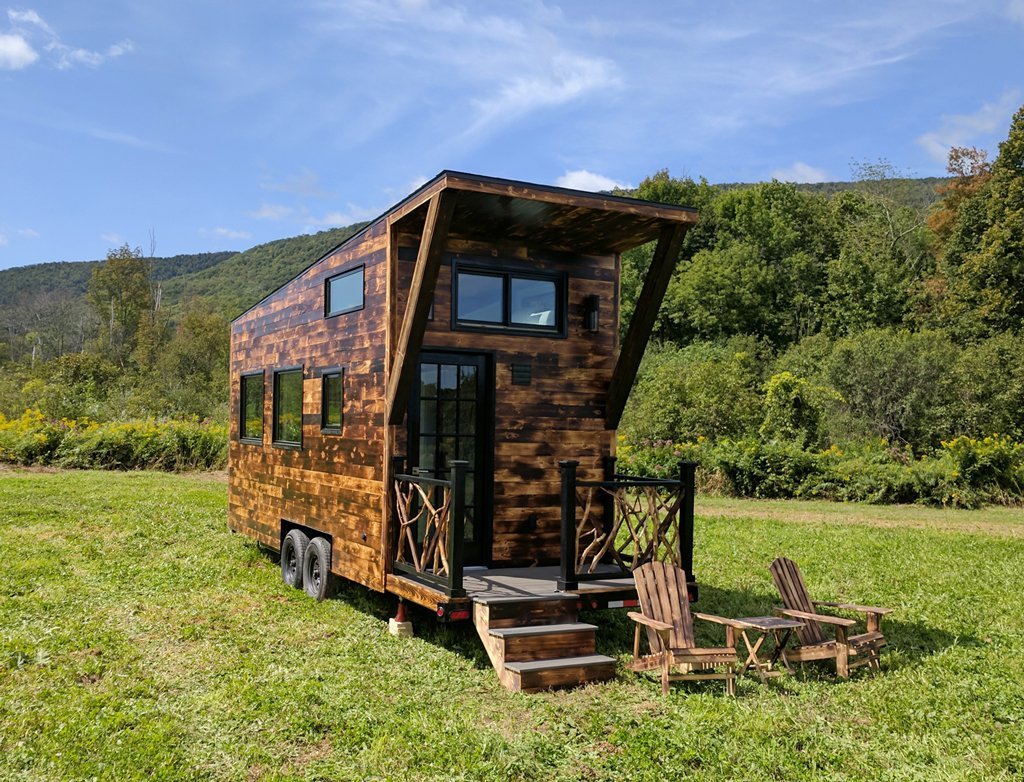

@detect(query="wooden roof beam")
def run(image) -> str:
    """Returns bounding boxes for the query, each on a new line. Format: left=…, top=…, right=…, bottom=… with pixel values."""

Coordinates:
left=386, top=190, right=456, bottom=425
left=606, top=223, right=691, bottom=430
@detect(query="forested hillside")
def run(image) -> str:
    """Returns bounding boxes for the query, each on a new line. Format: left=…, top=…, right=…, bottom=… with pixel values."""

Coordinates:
left=1, top=104, right=1022, bottom=505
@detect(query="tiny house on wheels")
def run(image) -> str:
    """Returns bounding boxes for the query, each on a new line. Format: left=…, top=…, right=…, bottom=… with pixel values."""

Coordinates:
left=229, top=172, right=700, bottom=691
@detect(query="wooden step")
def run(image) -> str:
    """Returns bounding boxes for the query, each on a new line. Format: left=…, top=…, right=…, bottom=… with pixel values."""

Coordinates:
left=475, top=594, right=578, bottom=629
left=488, top=622, right=597, bottom=663
left=504, top=655, right=617, bottom=693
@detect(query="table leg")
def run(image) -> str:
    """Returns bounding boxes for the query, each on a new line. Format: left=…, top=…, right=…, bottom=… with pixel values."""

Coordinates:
left=768, top=628, right=795, bottom=673
left=740, top=630, right=768, bottom=683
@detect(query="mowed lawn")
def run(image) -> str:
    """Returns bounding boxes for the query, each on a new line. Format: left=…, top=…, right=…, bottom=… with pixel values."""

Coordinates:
left=1, top=471, right=1023, bottom=781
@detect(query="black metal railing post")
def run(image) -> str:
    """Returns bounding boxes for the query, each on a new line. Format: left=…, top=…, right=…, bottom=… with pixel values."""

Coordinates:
left=447, top=460, right=468, bottom=598
left=557, top=460, right=579, bottom=591
left=601, top=455, right=617, bottom=560
left=679, top=460, right=697, bottom=599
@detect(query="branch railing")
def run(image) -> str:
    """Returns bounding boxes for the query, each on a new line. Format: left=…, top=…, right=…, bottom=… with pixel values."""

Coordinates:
left=391, top=456, right=468, bottom=598
left=558, top=457, right=696, bottom=592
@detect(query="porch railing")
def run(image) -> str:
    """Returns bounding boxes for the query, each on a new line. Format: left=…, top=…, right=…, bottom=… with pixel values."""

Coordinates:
left=391, top=456, right=468, bottom=598
left=557, top=457, right=696, bottom=592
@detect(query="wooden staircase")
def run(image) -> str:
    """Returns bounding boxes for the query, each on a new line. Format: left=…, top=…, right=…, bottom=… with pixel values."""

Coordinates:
left=473, top=594, right=617, bottom=693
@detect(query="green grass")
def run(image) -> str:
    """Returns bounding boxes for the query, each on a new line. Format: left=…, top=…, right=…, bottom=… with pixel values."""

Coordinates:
left=1, top=470, right=1023, bottom=781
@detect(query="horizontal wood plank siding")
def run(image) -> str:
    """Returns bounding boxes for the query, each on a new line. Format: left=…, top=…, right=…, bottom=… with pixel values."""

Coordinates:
left=229, top=223, right=388, bottom=591
left=394, top=233, right=618, bottom=567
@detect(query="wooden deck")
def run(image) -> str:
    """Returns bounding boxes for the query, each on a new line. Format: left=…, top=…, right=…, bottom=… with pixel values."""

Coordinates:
left=464, top=565, right=636, bottom=606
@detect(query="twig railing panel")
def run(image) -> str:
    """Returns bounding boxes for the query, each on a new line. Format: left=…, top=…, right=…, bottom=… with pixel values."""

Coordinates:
left=558, top=457, right=697, bottom=592
left=391, top=457, right=468, bottom=598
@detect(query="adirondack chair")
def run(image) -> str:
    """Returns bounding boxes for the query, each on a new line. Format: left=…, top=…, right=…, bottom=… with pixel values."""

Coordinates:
left=769, top=557, right=892, bottom=678
left=628, top=562, right=739, bottom=695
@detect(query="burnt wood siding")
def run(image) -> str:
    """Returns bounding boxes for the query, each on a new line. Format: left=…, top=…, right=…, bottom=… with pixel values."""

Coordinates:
left=228, top=223, right=387, bottom=591
left=394, top=234, right=619, bottom=567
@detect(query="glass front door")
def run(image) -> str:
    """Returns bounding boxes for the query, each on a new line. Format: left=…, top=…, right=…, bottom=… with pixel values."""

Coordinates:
left=409, top=352, right=491, bottom=565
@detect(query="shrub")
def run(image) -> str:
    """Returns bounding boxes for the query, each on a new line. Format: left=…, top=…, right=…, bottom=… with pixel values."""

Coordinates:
left=0, top=410, right=227, bottom=471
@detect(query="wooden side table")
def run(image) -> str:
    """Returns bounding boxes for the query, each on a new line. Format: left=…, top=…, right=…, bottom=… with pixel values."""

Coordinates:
left=733, top=616, right=804, bottom=682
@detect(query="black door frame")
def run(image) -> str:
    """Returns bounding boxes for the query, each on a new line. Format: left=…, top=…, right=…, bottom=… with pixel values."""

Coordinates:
left=408, top=348, right=495, bottom=567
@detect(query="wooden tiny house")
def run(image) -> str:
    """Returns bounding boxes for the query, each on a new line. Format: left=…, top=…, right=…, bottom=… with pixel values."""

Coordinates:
left=229, top=172, right=699, bottom=691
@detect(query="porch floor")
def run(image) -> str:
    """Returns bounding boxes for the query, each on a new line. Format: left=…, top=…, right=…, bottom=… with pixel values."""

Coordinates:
left=464, top=564, right=636, bottom=604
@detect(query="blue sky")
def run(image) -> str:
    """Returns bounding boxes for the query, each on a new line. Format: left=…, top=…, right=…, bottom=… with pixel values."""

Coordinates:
left=1, top=1, right=1022, bottom=270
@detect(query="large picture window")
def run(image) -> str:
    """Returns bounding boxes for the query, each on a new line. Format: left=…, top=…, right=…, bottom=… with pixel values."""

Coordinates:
left=325, top=266, right=364, bottom=317
left=273, top=368, right=303, bottom=446
left=321, top=369, right=344, bottom=433
left=239, top=372, right=264, bottom=442
left=454, top=263, right=564, bottom=335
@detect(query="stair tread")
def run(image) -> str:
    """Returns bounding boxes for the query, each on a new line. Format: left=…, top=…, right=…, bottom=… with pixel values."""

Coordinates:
left=504, top=655, right=616, bottom=673
left=489, top=622, right=597, bottom=639
left=472, top=593, right=577, bottom=606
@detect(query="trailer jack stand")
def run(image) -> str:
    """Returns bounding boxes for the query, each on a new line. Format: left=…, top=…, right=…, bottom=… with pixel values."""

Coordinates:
left=388, top=599, right=413, bottom=638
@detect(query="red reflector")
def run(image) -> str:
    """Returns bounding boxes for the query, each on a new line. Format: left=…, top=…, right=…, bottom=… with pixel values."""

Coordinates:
left=448, top=609, right=470, bottom=621
left=437, top=607, right=445, bottom=616
left=622, top=599, right=639, bottom=607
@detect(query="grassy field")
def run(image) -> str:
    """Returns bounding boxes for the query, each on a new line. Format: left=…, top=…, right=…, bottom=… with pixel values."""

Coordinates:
left=1, top=470, right=1022, bottom=781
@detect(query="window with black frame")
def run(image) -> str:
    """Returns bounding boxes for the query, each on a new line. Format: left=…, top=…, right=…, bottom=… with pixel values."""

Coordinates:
left=273, top=369, right=303, bottom=446
left=325, top=266, right=364, bottom=317
left=239, top=372, right=264, bottom=442
left=321, top=370, right=343, bottom=433
left=454, top=264, right=563, bottom=335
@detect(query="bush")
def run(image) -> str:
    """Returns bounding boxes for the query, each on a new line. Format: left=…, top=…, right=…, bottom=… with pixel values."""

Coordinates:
left=0, top=410, right=227, bottom=471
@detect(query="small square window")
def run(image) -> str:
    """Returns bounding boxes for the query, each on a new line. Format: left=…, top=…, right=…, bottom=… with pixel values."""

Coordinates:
left=456, top=272, right=503, bottom=323
left=240, top=372, right=264, bottom=442
left=273, top=369, right=303, bottom=446
left=321, top=370, right=343, bottom=433
left=510, top=277, right=556, bottom=327
left=325, top=266, right=364, bottom=317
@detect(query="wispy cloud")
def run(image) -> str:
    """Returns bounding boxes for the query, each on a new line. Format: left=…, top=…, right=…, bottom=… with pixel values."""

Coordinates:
left=1008, top=0, right=1024, bottom=24
left=86, top=126, right=172, bottom=153
left=101, top=232, right=124, bottom=245
left=17, top=228, right=39, bottom=238
left=555, top=170, right=630, bottom=192
left=261, top=169, right=331, bottom=198
left=771, top=161, right=829, bottom=183
left=0, top=232, right=8, bottom=246
left=202, top=227, right=251, bottom=240
left=304, top=203, right=379, bottom=228
left=917, top=90, right=1021, bottom=162
left=4, top=8, right=133, bottom=71
left=248, top=203, right=294, bottom=221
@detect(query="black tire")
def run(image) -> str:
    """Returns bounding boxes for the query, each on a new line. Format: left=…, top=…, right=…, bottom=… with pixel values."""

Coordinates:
left=303, top=537, right=332, bottom=601
left=281, top=529, right=309, bottom=589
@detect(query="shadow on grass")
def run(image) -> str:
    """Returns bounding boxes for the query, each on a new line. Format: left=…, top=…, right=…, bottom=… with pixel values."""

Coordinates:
left=256, top=540, right=968, bottom=682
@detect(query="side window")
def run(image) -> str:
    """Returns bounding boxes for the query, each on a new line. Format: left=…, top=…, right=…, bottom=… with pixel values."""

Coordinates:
left=325, top=266, right=364, bottom=317
left=272, top=368, right=303, bottom=446
left=239, top=372, right=264, bottom=442
left=321, top=369, right=344, bottom=433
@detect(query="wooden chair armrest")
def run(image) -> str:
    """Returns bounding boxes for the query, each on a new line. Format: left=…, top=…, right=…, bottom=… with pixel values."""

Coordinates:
left=627, top=612, right=673, bottom=633
left=776, top=608, right=856, bottom=628
left=694, top=612, right=748, bottom=628
left=813, top=601, right=893, bottom=615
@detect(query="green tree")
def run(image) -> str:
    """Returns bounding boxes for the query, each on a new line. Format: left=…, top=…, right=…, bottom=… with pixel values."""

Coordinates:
left=943, top=104, right=1024, bottom=337
left=88, top=244, right=154, bottom=366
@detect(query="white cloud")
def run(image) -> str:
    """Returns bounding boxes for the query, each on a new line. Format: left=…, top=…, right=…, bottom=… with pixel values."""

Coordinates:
left=248, top=203, right=294, bottom=221
left=555, top=170, right=630, bottom=192
left=0, top=232, right=8, bottom=246
left=917, top=90, right=1021, bottom=163
left=1008, top=0, right=1024, bottom=24
left=207, top=227, right=251, bottom=240
left=261, top=169, right=331, bottom=198
left=101, top=232, right=124, bottom=245
left=771, top=161, right=829, bottom=183
left=4, top=8, right=133, bottom=71
left=0, top=32, right=37, bottom=69
left=17, top=228, right=39, bottom=238
left=305, top=203, right=379, bottom=227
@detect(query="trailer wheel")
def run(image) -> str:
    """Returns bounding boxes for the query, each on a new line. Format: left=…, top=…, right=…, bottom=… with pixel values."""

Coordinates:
left=303, top=537, right=332, bottom=601
left=281, top=529, right=309, bottom=588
